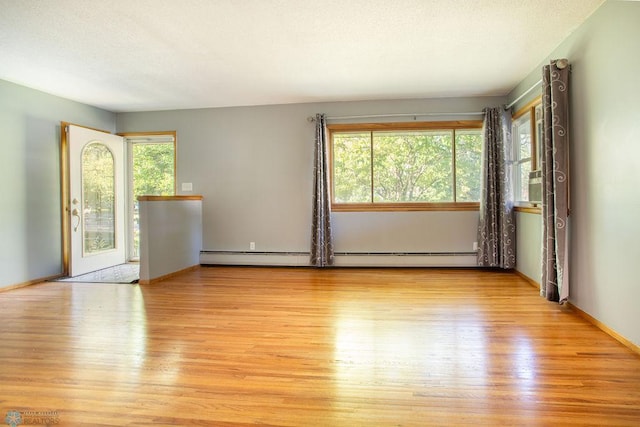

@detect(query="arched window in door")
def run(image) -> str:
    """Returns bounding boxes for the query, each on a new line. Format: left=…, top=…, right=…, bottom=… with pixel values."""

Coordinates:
left=81, top=142, right=116, bottom=254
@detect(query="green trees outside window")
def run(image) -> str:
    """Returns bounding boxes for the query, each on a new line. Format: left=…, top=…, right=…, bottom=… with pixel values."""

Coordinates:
left=131, top=142, right=175, bottom=258
left=133, top=143, right=175, bottom=198
left=454, top=130, right=483, bottom=203
left=331, top=125, right=482, bottom=207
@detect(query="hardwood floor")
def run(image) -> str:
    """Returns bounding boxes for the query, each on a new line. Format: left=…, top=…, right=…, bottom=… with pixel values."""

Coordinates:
left=1, top=266, right=639, bottom=426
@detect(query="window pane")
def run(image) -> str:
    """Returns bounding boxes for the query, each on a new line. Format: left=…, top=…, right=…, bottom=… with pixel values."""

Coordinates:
left=332, top=133, right=372, bottom=203
left=513, top=112, right=534, bottom=202
left=516, top=116, right=532, bottom=161
left=133, top=143, right=175, bottom=197
left=535, top=104, right=543, bottom=169
left=132, top=142, right=175, bottom=258
left=82, top=143, right=115, bottom=254
left=518, top=160, right=532, bottom=201
left=455, top=130, right=482, bottom=202
left=372, top=131, right=453, bottom=202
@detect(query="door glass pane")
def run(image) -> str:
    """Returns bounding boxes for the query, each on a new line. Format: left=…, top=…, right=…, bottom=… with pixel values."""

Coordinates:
left=82, top=142, right=115, bottom=254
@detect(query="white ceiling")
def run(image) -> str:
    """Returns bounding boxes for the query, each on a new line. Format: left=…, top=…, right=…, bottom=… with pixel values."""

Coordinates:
left=0, top=0, right=605, bottom=113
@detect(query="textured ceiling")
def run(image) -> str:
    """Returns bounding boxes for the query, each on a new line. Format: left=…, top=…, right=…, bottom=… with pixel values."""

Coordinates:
left=0, top=0, right=605, bottom=112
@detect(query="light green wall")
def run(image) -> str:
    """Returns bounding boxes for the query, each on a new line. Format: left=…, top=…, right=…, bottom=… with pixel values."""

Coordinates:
left=117, top=97, right=503, bottom=259
left=510, top=0, right=640, bottom=345
left=515, top=212, right=542, bottom=283
left=0, top=79, right=115, bottom=288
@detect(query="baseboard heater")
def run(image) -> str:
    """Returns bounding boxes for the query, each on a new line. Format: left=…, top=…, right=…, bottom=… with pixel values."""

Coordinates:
left=200, top=251, right=478, bottom=267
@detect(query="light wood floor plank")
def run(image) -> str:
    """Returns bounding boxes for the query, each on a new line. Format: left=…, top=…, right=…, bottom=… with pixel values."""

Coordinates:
left=1, top=266, right=639, bottom=426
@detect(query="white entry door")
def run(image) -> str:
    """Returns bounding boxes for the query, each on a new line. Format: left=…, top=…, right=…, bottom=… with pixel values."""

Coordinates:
left=68, top=125, right=126, bottom=276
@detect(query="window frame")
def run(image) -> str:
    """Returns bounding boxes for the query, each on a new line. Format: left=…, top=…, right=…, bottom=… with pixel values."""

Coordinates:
left=511, top=97, right=542, bottom=210
left=327, top=121, right=483, bottom=212
left=120, top=131, right=177, bottom=260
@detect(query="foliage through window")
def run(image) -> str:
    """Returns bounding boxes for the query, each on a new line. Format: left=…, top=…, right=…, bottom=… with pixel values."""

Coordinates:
left=132, top=143, right=175, bottom=197
left=329, top=122, right=482, bottom=211
left=126, top=135, right=176, bottom=259
left=82, top=142, right=116, bottom=254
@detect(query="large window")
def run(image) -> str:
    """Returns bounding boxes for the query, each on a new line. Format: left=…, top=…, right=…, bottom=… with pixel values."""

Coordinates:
left=329, top=122, right=483, bottom=211
left=511, top=99, right=542, bottom=204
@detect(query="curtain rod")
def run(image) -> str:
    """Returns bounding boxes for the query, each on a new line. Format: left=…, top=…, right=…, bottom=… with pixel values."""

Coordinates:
left=307, top=111, right=484, bottom=122
left=504, top=79, right=543, bottom=110
left=503, top=57, right=569, bottom=110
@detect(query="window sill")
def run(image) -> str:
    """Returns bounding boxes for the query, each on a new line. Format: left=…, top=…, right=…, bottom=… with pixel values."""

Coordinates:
left=514, top=203, right=541, bottom=214
left=332, top=202, right=480, bottom=212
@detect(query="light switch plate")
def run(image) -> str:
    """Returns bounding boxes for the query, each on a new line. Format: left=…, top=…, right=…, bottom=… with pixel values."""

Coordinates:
left=181, top=182, right=193, bottom=191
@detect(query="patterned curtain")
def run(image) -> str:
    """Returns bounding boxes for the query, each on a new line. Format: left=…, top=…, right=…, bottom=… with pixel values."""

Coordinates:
left=310, top=113, right=334, bottom=267
left=541, top=60, right=570, bottom=303
left=477, top=107, right=516, bottom=268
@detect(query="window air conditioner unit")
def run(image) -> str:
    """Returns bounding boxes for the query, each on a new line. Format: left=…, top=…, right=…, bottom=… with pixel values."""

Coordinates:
left=528, top=170, right=542, bottom=204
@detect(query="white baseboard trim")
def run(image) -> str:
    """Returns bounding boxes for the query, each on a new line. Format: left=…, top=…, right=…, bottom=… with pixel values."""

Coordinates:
left=200, top=251, right=477, bottom=267
left=200, top=251, right=310, bottom=266
left=334, top=253, right=477, bottom=267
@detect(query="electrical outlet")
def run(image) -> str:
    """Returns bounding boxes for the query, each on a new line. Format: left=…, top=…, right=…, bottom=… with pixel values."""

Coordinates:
left=473, top=241, right=478, bottom=251
left=250, top=242, right=256, bottom=251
